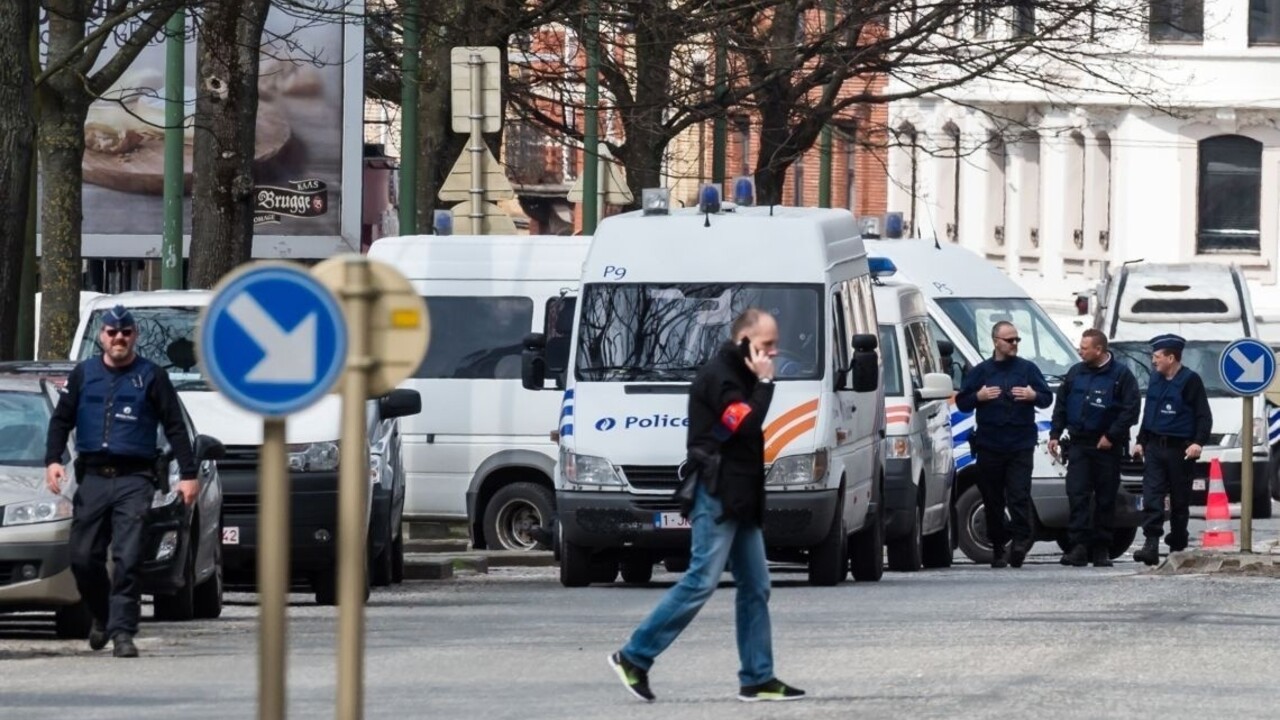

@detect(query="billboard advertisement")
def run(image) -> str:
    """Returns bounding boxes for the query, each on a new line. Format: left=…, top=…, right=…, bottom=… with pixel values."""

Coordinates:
left=38, top=0, right=363, bottom=259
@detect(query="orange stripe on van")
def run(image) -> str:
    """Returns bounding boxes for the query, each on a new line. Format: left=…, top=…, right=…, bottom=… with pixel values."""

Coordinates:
left=765, top=417, right=818, bottom=463
left=763, top=399, right=819, bottom=443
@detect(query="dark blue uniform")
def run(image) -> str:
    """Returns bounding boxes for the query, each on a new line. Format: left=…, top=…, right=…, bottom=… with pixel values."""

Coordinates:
left=45, top=339, right=196, bottom=647
left=1050, top=355, right=1140, bottom=558
left=1136, top=364, right=1212, bottom=550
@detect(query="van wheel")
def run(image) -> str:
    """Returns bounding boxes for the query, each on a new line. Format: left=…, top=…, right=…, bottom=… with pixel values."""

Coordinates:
left=590, top=559, right=620, bottom=584
left=313, top=564, right=371, bottom=606
left=808, top=502, right=847, bottom=586
left=848, top=496, right=884, bottom=582
left=483, top=483, right=554, bottom=551
left=955, top=485, right=995, bottom=564
left=662, top=557, right=689, bottom=573
left=921, top=505, right=954, bottom=569
left=559, top=539, right=593, bottom=587
left=887, top=503, right=923, bottom=572
left=54, top=601, right=93, bottom=639
left=1108, top=527, right=1138, bottom=559
left=620, top=560, right=654, bottom=584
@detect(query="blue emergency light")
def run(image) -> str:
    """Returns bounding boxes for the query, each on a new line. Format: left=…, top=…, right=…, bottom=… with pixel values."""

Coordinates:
left=698, top=184, right=722, bottom=214
left=884, top=212, right=904, bottom=239
left=433, top=209, right=453, bottom=236
left=868, top=256, right=897, bottom=277
left=732, top=177, right=754, bottom=206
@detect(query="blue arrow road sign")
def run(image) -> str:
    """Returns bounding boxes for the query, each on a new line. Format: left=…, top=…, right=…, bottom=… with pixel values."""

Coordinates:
left=1219, top=338, right=1276, bottom=397
left=200, top=264, right=347, bottom=416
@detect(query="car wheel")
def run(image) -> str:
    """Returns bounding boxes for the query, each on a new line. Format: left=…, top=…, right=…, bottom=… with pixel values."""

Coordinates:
left=887, top=503, right=923, bottom=573
left=192, top=540, right=223, bottom=619
left=153, top=536, right=196, bottom=622
left=1108, top=527, right=1138, bottom=559
left=390, top=533, right=405, bottom=585
left=370, top=526, right=394, bottom=588
left=483, top=483, right=555, bottom=551
left=922, top=501, right=954, bottom=569
left=54, top=601, right=93, bottom=639
left=620, top=559, right=654, bottom=584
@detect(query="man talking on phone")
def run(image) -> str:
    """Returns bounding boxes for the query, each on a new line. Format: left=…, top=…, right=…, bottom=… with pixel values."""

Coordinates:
left=608, top=308, right=805, bottom=703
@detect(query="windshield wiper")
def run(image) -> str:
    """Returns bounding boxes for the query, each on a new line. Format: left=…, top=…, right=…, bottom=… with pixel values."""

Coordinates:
left=579, top=365, right=700, bottom=381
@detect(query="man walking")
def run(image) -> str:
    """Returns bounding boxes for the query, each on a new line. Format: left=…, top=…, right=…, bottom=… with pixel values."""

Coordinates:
left=956, top=321, right=1053, bottom=568
left=1132, top=334, right=1212, bottom=565
left=608, top=308, right=804, bottom=703
left=1049, top=329, right=1140, bottom=567
left=45, top=306, right=199, bottom=657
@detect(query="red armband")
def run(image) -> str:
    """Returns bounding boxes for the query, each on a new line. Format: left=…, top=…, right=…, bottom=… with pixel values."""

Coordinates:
left=720, top=402, right=753, bottom=433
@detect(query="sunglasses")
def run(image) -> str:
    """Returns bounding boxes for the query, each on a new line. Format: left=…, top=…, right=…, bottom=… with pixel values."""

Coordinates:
left=103, top=327, right=135, bottom=338
left=996, top=336, right=1021, bottom=344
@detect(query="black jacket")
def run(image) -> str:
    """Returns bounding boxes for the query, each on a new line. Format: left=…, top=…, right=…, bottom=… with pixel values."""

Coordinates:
left=687, top=343, right=774, bottom=525
left=955, top=356, right=1053, bottom=452
left=1050, top=355, right=1141, bottom=445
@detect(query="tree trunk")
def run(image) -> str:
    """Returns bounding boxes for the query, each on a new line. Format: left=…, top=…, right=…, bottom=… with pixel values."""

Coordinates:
left=188, top=0, right=271, bottom=289
left=0, top=1, right=37, bottom=360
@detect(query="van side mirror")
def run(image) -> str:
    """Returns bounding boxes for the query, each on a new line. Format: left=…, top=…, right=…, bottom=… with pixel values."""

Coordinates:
left=521, top=332, right=548, bottom=391
left=937, top=339, right=955, bottom=376
left=380, top=389, right=422, bottom=419
left=849, top=333, right=879, bottom=393
left=194, top=434, right=225, bottom=462
left=917, top=372, right=953, bottom=402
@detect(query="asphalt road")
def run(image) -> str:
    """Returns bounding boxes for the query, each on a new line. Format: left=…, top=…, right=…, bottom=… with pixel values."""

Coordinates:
left=2, top=515, right=1279, bottom=719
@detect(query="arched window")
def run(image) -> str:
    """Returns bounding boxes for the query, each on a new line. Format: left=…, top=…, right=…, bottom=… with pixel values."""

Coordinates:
left=1197, top=135, right=1262, bottom=253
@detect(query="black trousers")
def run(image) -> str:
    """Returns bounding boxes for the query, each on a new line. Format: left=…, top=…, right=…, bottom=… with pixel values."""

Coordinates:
left=974, top=448, right=1035, bottom=548
left=68, top=473, right=153, bottom=638
left=1141, top=442, right=1194, bottom=549
left=1065, top=442, right=1121, bottom=550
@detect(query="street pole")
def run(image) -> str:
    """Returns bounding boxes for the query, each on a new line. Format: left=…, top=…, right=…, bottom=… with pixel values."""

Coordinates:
left=817, top=0, right=834, bottom=208
left=399, top=1, right=420, bottom=235
left=1241, top=397, right=1255, bottom=553
left=336, top=257, right=373, bottom=720
left=468, top=52, right=486, bottom=235
left=711, top=38, right=727, bottom=189
left=581, top=0, right=600, bottom=234
left=161, top=10, right=185, bottom=289
left=597, top=148, right=606, bottom=228
left=258, top=419, right=290, bottom=720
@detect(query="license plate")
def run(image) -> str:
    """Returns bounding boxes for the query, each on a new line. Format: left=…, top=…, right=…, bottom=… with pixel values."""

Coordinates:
left=654, top=512, right=691, bottom=530
left=1193, top=479, right=1206, bottom=491
left=222, top=527, right=240, bottom=545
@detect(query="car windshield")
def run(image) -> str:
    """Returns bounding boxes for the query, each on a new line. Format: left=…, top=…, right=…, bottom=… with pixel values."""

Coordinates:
left=0, top=391, right=52, bottom=467
left=77, top=306, right=209, bottom=390
left=934, top=297, right=1077, bottom=380
left=575, top=283, right=824, bottom=382
left=878, top=324, right=904, bottom=397
left=1111, top=340, right=1236, bottom=398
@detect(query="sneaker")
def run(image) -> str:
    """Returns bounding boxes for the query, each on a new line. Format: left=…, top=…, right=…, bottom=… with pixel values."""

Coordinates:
left=738, top=678, right=806, bottom=702
left=608, top=652, right=654, bottom=702
left=112, top=634, right=138, bottom=658
left=88, top=621, right=108, bottom=652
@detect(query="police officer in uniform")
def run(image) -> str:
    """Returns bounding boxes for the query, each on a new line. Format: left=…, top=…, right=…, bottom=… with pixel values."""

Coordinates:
left=1049, top=329, right=1140, bottom=567
left=1131, top=334, right=1212, bottom=566
left=44, top=306, right=198, bottom=657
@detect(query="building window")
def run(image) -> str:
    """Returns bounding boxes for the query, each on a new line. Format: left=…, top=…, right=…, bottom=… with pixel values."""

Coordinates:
left=1150, top=0, right=1203, bottom=43
left=842, top=134, right=857, bottom=211
left=1251, top=0, right=1280, bottom=44
left=945, top=124, right=961, bottom=243
left=1013, top=1, right=1035, bottom=38
left=793, top=157, right=805, bottom=206
left=1197, top=135, right=1262, bottom=254
left=732, top=115, right=751, bottom=176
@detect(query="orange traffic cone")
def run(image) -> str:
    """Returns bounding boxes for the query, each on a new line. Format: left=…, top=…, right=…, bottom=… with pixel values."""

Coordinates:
left=1201, top=458, right=1235, bottom=549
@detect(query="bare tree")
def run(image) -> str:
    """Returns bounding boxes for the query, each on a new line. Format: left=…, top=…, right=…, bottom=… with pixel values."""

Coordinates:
left=0, top=1, right=38, bottom=360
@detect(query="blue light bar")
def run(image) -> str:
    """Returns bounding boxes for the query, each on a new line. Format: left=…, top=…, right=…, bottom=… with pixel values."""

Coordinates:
left=433, top=209, right=453, bottom=236
left=868, top=256, right=897, bottom=277
left=732, top=177, right=754, bottom=206
left=698, top=184, right=722, bottom=214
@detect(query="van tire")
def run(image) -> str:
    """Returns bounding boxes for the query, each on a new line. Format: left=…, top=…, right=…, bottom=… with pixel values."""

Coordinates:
left=808, top=503, right=847, bottom=586
left=483, top=483, right=555, bottom=552
left=955, top=484, right=994, bottom=564
left=848, top=495, right=884, bottom=582
left=921, top=505, right=954, bottom=568
left=559, top=539, right=593, bottom=587
left=887, top=504, right=923, bottom=572
left=620, top=560, right=654, bottom=584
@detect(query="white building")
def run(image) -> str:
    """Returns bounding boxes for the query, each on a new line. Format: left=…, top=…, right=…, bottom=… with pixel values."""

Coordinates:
left=887, top=1, right=1280, bottom=335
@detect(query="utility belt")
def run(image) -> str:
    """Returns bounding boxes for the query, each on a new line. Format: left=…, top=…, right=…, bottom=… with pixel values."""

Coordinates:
left=74, top=454, right=158, bottom=483
left=1144, top=433, right=1191, bottom=448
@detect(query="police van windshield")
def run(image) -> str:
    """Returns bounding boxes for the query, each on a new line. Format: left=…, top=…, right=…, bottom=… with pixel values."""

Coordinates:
left=77, top=307, right=208, bottom=390
left=934, top=297, right=1076, bottom=380
left=1110, top=340, right=1234, bottom=398
left=575, top=283, right=823, bottom=382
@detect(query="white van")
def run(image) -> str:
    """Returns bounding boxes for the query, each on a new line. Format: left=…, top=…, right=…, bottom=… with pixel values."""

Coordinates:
left=1092, top=263, right=1271, bottom=517
left=862, top=238, right=1144, bottom=563
left=522, top=200, right=886, bottom=587
left=367, top=234, right=590, bottom=550
left=869, top=260, right=956, bottom=571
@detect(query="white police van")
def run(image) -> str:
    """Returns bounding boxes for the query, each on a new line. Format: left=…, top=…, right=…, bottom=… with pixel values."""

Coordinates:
left=869, top=259, right=956, bottom=570
left=523, top=191, right=885, bottom=587
left=367, top=234, right=591, bottom=550
left=862, top=236, right=1143, bottom=563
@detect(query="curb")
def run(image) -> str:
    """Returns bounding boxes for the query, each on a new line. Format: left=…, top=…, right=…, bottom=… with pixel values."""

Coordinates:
left=1150, top=547, right=1280, bottom=577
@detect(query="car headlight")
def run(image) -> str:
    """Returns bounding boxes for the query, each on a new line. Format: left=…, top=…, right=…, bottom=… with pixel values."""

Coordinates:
left=885, top=436, right=911, bottom=460
left=560, top=446, right=623, bottom=486
left=3, top=497, right=73, bottom=526
left=1220, top=421, right=1268, bottom=450
left=288, top=442, right=340, bottom=472
left=766, top=450, right=829, bottom=486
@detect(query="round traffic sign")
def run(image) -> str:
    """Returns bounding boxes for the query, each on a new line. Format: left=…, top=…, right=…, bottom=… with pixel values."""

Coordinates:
left=1218, top=338, right=1277, bottom=397
left=198, top=262, right=348, bottom=417
left=311, top=255, right=430, bottom=397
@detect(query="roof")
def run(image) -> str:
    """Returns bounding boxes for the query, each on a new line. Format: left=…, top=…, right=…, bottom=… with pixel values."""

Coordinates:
left=84, top=290, right=213, bottom=310
left=368, top=234, right=590, bottom=281
left=871, top=276, right=929, bottom=324
left=861, top=238, right=1031, bottom=300
left=1114, top=263, right=1242, bottom=325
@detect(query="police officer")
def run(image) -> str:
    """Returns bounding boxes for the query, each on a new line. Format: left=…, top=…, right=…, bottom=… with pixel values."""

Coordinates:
left=1048, top=329, right=1140, bottom=568
left=44, top=306, right=198, bottom=658
left=1131, top=334, right=1212, bottom=566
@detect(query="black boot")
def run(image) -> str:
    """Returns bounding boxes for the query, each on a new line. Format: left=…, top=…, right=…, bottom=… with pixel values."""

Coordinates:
left=1133, top=537, right=1160, bottom=566
left=1008, top=539, right=1030, bottom=568
left=1090, top=547, right=1114, bottom=568
left=1060, top=544, right=1089, bottom=567
left=991, top=545, right=1008, bottom=569
left=112, top=633, right=138, bottom=658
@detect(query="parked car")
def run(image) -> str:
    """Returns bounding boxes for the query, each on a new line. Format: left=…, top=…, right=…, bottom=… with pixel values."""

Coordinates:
left=0, top=361, right=226, bottom=637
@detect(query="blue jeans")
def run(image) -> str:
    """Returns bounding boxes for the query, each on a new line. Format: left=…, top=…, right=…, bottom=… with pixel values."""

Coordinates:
left=621, top=483, right=774, bottom=686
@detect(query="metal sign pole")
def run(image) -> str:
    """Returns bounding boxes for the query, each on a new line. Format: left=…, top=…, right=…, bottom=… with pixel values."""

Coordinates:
left=468, top=52, right=486, bottom=235
left=1241, top=396, right=1254, bottom=553
left=337, top=257, right=373, bottom=719
left=259, top=418, right=290, bottom=720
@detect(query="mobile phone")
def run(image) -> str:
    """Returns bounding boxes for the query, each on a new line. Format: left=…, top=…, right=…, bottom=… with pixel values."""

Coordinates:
left=739, top=337, right=753, bottom=359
